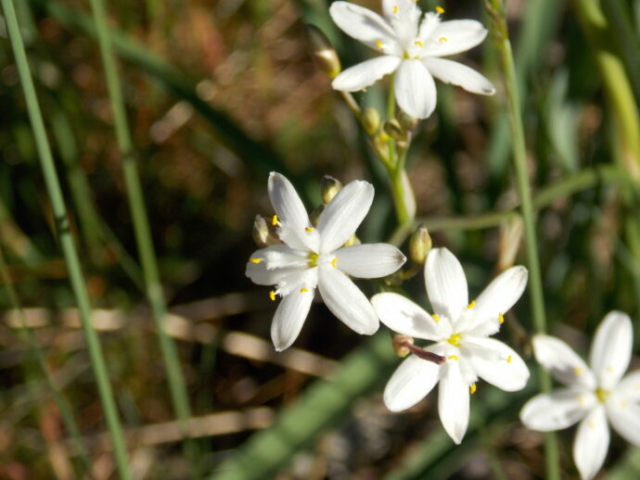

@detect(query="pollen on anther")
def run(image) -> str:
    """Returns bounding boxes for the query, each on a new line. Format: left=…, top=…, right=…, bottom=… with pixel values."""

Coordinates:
left=414, top=40, right=424, bottom=48
left=438, top=37, right=448, bottom=43
left=467, top=300, right=476, bottom=309
left=305, top=227, right=314, bottom=232
left=331, top=257, right=338, bottom=268
left=300, top=288, right=309, bottom=293
left=578, top=395, right=586, bottom=405
left=432, top=314, right=440, bottom=323
left=498, top=313, right=505, bottom=324
left=271, top=214, right=279, bottom=226
left=393, top=5, right=399, bottom=14
left=269, top=290, right=277, bottom=301
left=574, top=366, right=584, bottom=376
left=375, top=40, right=384, bottom=50
left=250, top=258, right=262, bottom=264
left=435, top=6, right=445, bottom=14
left=470, top=383, right=477, bottom=394
left=506, top=355, right=513, bottom=363
left=448, top=355, right=459, bottom=361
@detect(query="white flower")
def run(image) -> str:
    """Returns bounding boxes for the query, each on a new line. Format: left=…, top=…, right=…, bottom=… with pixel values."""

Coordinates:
left=372, top=248, right=529, bottom=443
left=329, top=0, right=495, bottom=119
left=246, top=172, right=406, bottom=351
left=520, top=312, right=640, bottom=480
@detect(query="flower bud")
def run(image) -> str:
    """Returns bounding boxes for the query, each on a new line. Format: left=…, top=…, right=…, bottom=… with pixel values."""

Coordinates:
left=398, top=110, right=419, bottom=132
left=306, top=25, right=341, bottom=79
left=409, top=225, right=432, bottom=264
left=498, top=215, right=523, bottom=271
left=383, top=118, right=404, bottom=141
left=252, top=214, right=281, bottom=247
left=320, top=175, right=343, bottom=204
left=392, top=335, right=414, bottom=358
left=309, top=205, right=324, bottom=226
left=361, top=107, right=381, bottom=135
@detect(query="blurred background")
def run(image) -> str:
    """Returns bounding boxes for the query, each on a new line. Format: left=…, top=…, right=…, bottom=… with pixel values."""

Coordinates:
left=1, top=0, right=640, bottom=478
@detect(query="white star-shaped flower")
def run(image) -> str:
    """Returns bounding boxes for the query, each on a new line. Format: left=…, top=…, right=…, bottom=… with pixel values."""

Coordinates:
left=329, top=0, right=495, bottom=119
left=520, top=312, right=640, bottom=480
left=246, top=172, right=406, bottom=351
left=372, top=248, right=529, bottom=443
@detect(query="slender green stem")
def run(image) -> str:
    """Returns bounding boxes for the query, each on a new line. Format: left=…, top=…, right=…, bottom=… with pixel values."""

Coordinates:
left=486, top=1, right=560, bottom=479
left=1, top=0, right=132, bottom=477
left=85, top=0, right=199, bottom=473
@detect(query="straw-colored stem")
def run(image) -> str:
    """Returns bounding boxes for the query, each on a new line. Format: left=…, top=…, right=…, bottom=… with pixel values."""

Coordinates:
left=1, top=0, right=132, bottom=476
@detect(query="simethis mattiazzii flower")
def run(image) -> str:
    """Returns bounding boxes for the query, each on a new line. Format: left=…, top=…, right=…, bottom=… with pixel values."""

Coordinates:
left=372, top=247, right=529, bottom=444
left=246, top=172, right=406, bottom=351
left=520, top=312, right=640, bottom=480
left=329, top=0, right=495, bottom=119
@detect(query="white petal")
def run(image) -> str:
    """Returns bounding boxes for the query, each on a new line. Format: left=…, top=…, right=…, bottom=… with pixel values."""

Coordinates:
left=371, top=292, right=450, bottom=341
left=332, top=56, right=402, bottom=92
left=384, top=354, right=441, bottom=412
left=246, top=245, right=304, bottom=285
left=268, top=172, right=319, bottom=252
left=438, top=360, right=470, bottom=444
left=426, top=20, right=488, bottom=57
left=317, top=266, right=379, bottom=335
left=606, top=399, right=640, bottom=446
left=417, top=12, right=440, bottom=42
left=574, top=406, right=610, bottom=480
left=271, top=289, right=314, bottom=351
left=457, top=266, right=528, bottom=335
left=590, top=311, right=633, bottom=390
left=335, top=244, right=405, bottom=278
left=424, top=248, right=468, bottom=324
left=394, top=59, right=437, bottom=119
left=464, top=337, right=529, bottom=392
left=613, top=370, right=640, bottom=402
left=519, top=388, right=595, bottom=431
left=329, top=2, right=402, bottom=56
left=317, top=180, right=374, bottom=254
left=423, top=57, right=495, bottom=95
left=532, top=335, right=596, bottom=390
left=382, top=0, right=421, bottom=46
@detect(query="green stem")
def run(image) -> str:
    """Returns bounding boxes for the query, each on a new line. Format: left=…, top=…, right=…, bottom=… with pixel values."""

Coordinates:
left=486, top=1, right=560, bottom=479
left=1, top=0, right=132, bottom=477
left=85, top=0, right=199, bottom=473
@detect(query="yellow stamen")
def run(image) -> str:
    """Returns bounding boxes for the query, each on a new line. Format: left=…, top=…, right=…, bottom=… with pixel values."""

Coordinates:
left=574, top=366, right=584, bottom=376
left=448, top=355, right=459, bottom=361
left=393, top=5, right=399, bottom=14
left=331, top=257, right=338, bottom=268
left=447, top=333, right=461, bottom=346
left=435, top=6, right=445, bottom=14
left=432, top=314, right=440, bottom=323
left=470, top=383, right=477, bottom=394
left=498, top=313, right=505, bottom=324
left=305, top=227, right=314, bottom=232
left=300, top=288, right=308, bottom=293
left=269, top=290, right=276, bottom=301
left=578, top=395, right=586, bottom=405
left=308, top=252, right=319, bottom=267
left=375, top=40, right=383, bottom=50
left=250, top=258, right=262, bottom=264
left=414, top=40, right=424, bottom=48
left=467, top=300, right=476, bottom=309
left=271, top=214, right=279, bottom=226
left=595, top=387, right=610, bottom=404
left=438, top=37, right=448, bottom=43
left=506, top=355, right=513, bottom=363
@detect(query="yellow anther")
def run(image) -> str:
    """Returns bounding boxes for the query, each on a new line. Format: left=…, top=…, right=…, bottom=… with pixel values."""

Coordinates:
left=271, top=214, right=279, bottom=226
left=308, top=252, right=319, bottom=267
left=250, top=258, right=262, bottom=264
left=506, top=355, right=513, bottom=363
left=498, top=313, right=505, bottom=324
left=375, top=40, right=384, bottom=50
left=300, top=288, right=309, bottom=293
left=574, top=366, right=584, bottom=376
left=447, top=334, right=461, bottom=346
left=470, top=383, right=477, bottom=394
left=393, top=5, right=399, bottom=14
left=305, top=227, right=314, bottom=232
left=448, top=355, right=459, bottom=361
left=438, top=37, right=449, bottom=43
left=435, top=6, right=445, bottom=14
left=269, top=290, right=276, bottom=301
left=578, top=395, right=586, bottom=405
left=414, top=40, right=424, bottom=48
left=432, top=314, right=440, bottom=323
left=466, top=300, right=476, bottom=310
left=331, top=257, right=338, bottom=268
left=595, top=387, right=610, bottom=404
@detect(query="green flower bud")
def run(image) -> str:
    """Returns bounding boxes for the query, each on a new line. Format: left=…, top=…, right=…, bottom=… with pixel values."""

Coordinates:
left=409, top=225, right=432, bottom=264
left=361, top=107, right=381, bottom=135
left=306, top=25, right=341, bottom=79
left=320, top=175, right=343, bottom=204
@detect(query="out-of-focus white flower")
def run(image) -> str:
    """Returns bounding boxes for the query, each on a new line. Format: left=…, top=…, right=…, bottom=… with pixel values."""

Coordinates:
left=329, top=0, right=495, bottom=119
left=246, top=172, right=406, bottom=351
left=373, top=248, right=529, bottom=443
left=520, top=312, right=640, bottom=480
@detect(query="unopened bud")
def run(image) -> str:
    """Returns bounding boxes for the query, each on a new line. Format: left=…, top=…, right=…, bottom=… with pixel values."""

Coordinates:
left=393, top=335, right=414, bottom=358
left=383, top=118, right=404, bottom=141
left=252, top=214, right=281, bottom=247
left=398, top=111, right=419, bottom=132
left=306, top=25, right=341, bottom=78
left=409, top=225, right=432, bottom=264
left=342, top=234, right=359, bottom=247
left=361, top=107, right=381, bottom=135
left=320, top=175, right=343, bottom=204
left=498, top=215, right=523, bottom=271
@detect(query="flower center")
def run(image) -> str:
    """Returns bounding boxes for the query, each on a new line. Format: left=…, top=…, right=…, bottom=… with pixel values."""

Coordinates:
left=595, top=387, right=610, bottom=404
left=307, top=253, right=319, bottom=267
left=447, top=333, right=462, bottom=346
